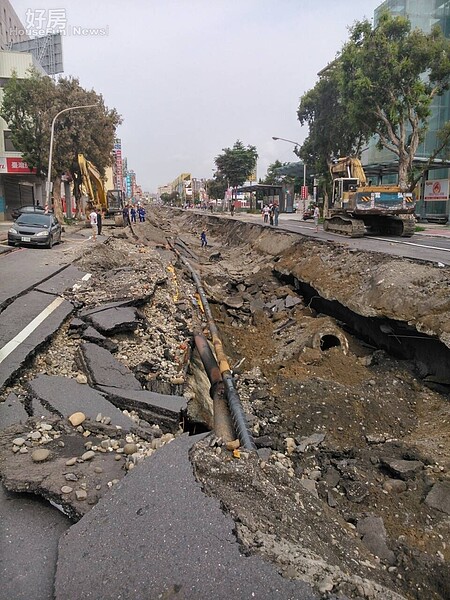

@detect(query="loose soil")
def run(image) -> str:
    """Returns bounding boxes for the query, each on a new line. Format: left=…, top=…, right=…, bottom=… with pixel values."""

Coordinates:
left=2, top=208, right=449, bottom=600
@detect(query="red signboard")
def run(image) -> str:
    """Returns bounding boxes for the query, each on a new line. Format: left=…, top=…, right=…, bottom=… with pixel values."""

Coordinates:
left=6, top=157, right=37, bottom=173
left=301, top=185, right=308, bottom=199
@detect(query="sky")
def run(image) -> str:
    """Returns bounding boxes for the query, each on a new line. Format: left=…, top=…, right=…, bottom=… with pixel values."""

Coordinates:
left=11, top=0, right=383, bottom=192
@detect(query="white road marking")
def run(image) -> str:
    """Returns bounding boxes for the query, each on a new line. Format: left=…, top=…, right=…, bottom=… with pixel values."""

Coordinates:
left=0, top=296, right=65, bottom=363
left=370, top=237, right=450, bottom=252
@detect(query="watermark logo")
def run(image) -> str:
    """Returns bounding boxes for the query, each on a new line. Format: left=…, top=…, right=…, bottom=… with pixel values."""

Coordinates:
left=12, top=8, right=109, bottom=37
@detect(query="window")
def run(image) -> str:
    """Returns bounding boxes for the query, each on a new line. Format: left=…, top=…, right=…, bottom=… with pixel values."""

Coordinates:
left=4, top=131, right=17, bottom=152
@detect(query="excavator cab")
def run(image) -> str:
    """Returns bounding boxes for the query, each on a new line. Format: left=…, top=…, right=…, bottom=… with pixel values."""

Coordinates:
left=331, top=178, right=359, bottom=209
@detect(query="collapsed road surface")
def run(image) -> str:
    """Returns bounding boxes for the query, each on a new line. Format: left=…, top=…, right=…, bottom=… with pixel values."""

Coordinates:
left=0, top=208, right=449, bottom=600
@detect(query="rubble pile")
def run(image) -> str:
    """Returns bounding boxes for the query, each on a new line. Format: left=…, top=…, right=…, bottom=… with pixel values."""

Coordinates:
left=1, top=210, right=450, bottom=599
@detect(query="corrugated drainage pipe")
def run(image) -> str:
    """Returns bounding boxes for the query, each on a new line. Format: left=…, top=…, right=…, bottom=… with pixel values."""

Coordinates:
left=169, top=240, right=256, bottom=451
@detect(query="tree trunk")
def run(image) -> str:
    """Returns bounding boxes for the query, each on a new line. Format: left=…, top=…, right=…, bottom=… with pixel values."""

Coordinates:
left=52, top=175, right=64, bottom=224
left=398, top=156, right=409, bottom=192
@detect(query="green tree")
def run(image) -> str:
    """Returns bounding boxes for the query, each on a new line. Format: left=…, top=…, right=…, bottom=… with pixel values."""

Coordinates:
left=298, top=69, right=366, bottom=178
left=214, top=140, right=258, bottom=208
left=0, top=69, right=55, bottom=178
left=262, top=160, right=289, bottom=185
left=207, top=174, right=228, bottom=201
left=339, top=12, right=450, bottom=190
left=1, top=70, right=121, bottom=221
left=298, top=12, right=450, bottom=192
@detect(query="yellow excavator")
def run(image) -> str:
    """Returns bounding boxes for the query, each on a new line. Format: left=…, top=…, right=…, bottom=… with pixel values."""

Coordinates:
left=77, top=154, right=123, bottom=220
left=324, top=157, right=416, bottom=237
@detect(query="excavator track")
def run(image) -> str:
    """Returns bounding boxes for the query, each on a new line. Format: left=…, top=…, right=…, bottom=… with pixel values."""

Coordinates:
left=323, top=216, right=365, bottom=238
left=392, top=214, right=416, bottom=237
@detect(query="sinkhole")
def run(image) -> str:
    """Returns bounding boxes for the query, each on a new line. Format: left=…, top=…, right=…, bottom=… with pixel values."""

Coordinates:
left=275, top=269, right=450, bottom=392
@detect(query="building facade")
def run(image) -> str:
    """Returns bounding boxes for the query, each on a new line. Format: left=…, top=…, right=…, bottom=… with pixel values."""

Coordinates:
left=0, top=50, right=46, bottom=220
left=0, top=0, right=28, bottom=50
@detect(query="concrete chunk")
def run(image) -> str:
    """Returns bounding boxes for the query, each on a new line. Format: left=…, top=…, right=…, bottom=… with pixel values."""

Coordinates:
left=425, top=482, right=450, bottom=515
left=381, top=458, right=424, bottom=480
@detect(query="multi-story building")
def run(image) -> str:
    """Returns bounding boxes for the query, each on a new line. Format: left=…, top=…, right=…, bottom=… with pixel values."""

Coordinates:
left=157, top=184, right=172, bottom=199
left=170, top=173, right=191, bottom=204
left=0, top=50, right=46, bottom=220
left=366, top=0, right=450, bottom=220
left=0, top=0, right=28, bottom=50
left=0, top=2, right=65, bottom=220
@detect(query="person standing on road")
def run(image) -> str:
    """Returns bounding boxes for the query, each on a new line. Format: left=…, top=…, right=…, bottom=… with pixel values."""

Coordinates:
left=138, top=206, right=146, bottom=222
left=314, top=205, right=320, bottom=232
left=273, top=203, right=280, bottom=226
left=97, top=209, right=102, bottom=236
left=130, top=206, right=137, bottom=223
left=269, top=203, right=274, bottom=226
left=122, top=204, right=129, bottom=226
left=262, top=204, right=270, bottom=223
left=200, top=230, right=208, bottom=248
left=230, top=201, right=235, bottom=217
left=89, top=208, right=97, bottom=241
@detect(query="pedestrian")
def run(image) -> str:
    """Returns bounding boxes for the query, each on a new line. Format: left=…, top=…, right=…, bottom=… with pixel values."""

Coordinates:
left=89, top=208, right=97, bottom=241
left=200, top=230, right=208, bottom=248
left=138, top=206, right=146, bottom=222
left=97, top=208, right=102, bottom=236
left=269, top=203, right=274, bottom=226
left=314, top=205, right=320, bottom=232
left=122, top=204, right=129, bottom=226
left=230, top=202, right=235, bottom=217
left=273, top=203, right=280, bottom=226
left=262, top=204, right=270, bottom=223
left=130, top=206, right=137, bottom=223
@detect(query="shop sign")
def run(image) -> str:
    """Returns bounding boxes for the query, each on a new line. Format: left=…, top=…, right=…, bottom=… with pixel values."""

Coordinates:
left=424, top=179, right=449, bottom=201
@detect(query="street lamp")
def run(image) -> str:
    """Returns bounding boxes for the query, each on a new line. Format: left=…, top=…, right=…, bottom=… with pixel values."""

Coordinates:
left=45, top=104, right=98, bottom=210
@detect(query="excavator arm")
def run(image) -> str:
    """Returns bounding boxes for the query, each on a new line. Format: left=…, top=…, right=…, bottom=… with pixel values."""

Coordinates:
left=78, top=153, right=107, bottom=211
left=330, top=157, right=367, bottom=186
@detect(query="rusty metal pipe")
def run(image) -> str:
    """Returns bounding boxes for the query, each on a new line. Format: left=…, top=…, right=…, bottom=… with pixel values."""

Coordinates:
left=168, top=240, right=256, bottom=450
left=194, top=334, right=235, bottom=442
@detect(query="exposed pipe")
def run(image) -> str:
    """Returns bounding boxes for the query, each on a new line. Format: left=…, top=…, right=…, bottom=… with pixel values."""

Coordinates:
left=169, top=239, right=256, bottom=451
left=194, top=333, right=235, bottom=442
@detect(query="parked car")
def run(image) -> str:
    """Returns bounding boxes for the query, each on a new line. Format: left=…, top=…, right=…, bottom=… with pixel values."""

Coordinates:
left=8, top=212, right=62, bottom=249
left=10, top=205, right=48, bottom=220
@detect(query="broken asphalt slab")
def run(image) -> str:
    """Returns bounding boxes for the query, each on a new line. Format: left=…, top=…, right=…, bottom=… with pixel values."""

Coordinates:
left=26, top=374, right=134, bottom=431
left=0, top=416, right=129, bottom=520
left=34, top=265, right=87, bottom=295
left=55, top=434, right=318, bottom=600
left=77, top=342, right=142, bottom=390
left=0, top=484, right=70, bottom=600
left=0, top=291, right=74, bottom=390
left=0, top=392, right=28, bottom=428
left=98, top=386, right=187, bottom=431
left=86, top=306, right=141, bottom=335
left=80, top=326, right=119, bottom=353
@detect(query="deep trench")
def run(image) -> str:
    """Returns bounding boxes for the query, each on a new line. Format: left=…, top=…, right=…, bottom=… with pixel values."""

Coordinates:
left=275, top=269, right=450, bottom=392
